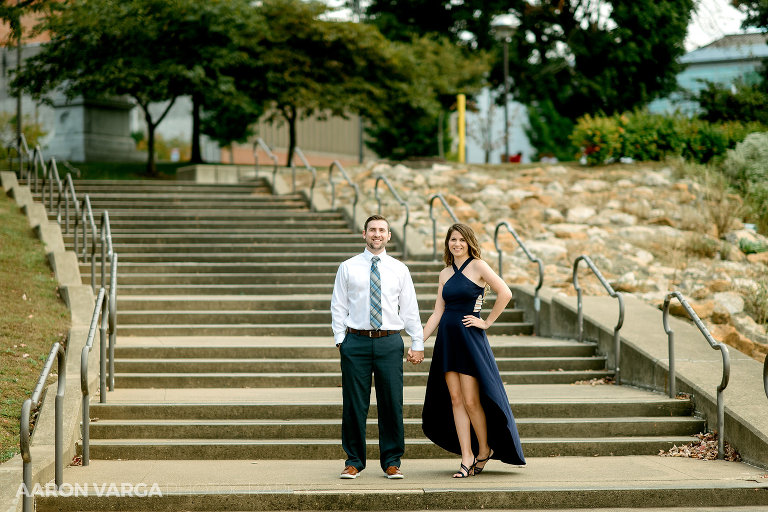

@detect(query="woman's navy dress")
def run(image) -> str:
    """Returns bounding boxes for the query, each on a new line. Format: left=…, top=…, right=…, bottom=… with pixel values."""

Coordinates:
left=422, top=258, right=526, bottom=466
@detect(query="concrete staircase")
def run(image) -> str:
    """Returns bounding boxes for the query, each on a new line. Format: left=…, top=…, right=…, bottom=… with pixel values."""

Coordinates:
left=31, top=179, right=768, bottom=510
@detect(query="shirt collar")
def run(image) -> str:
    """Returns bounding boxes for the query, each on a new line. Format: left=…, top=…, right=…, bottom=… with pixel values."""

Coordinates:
left=363, top=248, right=387, bottom=262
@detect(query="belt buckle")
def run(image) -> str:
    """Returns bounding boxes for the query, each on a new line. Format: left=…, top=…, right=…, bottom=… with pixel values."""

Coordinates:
left=369, top=330, right=375, bottom=338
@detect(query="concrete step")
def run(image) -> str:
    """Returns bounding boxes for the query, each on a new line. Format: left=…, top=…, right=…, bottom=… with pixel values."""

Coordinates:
left=78, top=436, right=699, bottom=460
left=115, top=322, right=533, bottom=337
left=97, top=243, right=377, bottom=254
left=112, top=369, right=607, bottom=387
left=115, top=295, right=461, bottom=312
left=66, top=233, right=368, bottom=244
left=37, top=192, right=286, bottom=201
left=112, top=356, right=605, bottom=373
left=115, top=283, right=438, bottom=295
left=33, top=458, right=768, bottom=511
left=106, top=253, right=368, bottom=263
left=111, top=336, right=589, bottom=358
left=90, top=397, right=696, bottom=420
left=104, top=219, right=351, bottom=229
left=53, top=198, right=303, bottom=208
left=85, top=262, right=444, bottom=275
left=114, top=309, right=526, bottom=325
left=89, top=417, right=705, bottom=440
left=84, top=272, right=433, bottom=285
left=68, top=178, right=270, bottom=189
left=61, top=211, right=341, bottom=221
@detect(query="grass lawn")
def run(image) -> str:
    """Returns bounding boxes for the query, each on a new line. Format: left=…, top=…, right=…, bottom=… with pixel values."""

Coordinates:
left=0, top=193, right=70, bottom=463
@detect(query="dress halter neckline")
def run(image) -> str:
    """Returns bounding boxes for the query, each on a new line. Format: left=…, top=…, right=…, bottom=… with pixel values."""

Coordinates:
left=452, top=257, right=473, bottom=274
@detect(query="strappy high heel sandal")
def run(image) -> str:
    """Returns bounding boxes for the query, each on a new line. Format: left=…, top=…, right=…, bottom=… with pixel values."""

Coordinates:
left=452, top=461, right=474, bottom=478
left=473, top=449, right=494, bottom=475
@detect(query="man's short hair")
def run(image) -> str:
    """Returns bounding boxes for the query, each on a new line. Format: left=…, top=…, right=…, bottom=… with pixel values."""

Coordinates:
left=364, top=214, right=390, bottom=231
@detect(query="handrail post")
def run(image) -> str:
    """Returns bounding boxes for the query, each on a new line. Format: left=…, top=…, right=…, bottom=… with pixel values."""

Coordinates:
left=494, top=221, right=544, bottom=335
left=329, top=161, right=359, bottom=228
left=662, top=291, right=731, bottom=459
left=81, top=288, right=106, bottom=466
left=254, top=137, right=278, bottom=183
left=20, top=341, right=66, bottom=512
left=764, top=354, right=768, bottom=401
left=109, top=253, right=118, bottom=390
left=374, top=176, right=410, bottom=259
left=100, top=282, right=109, bottom=403
left=572, top=255, right=624, bottom=383
left=292, top=147, right=317, bottom=211
left=428, top=193, right=460, bottom=261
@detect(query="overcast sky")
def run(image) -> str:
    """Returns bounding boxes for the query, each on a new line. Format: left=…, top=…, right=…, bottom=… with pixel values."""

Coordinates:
left=687, top=0, right=751, bottom=50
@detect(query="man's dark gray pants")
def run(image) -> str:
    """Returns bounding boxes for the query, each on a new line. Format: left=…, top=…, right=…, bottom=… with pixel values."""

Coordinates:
left=339, top=331, right=405, bottom=472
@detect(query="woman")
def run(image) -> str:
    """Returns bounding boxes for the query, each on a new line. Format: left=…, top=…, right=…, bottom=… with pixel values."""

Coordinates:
left=420, top=223, right=526, bottom=477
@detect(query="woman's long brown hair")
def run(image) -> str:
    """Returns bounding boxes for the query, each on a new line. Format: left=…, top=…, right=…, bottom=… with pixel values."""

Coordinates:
left=443, top=223, right=482, bottom=267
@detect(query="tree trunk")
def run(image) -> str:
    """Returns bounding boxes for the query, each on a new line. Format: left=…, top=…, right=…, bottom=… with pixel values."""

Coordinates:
left=146, top=114, right=158, bottom=177
left=137, top=98, right=177, bottom=177
left=286, top=105, right=297, bottom=167
left=190, top=93, right=203, bottom=163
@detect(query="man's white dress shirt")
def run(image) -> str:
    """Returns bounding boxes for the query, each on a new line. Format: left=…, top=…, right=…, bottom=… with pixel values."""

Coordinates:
left=331, top=248, right=424, bottom=351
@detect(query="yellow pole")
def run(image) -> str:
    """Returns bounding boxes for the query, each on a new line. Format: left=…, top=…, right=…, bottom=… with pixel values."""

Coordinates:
left=457, top=94, right=465, bottom=163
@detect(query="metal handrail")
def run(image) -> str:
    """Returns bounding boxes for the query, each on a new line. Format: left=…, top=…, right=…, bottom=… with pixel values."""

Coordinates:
left=11, top=133, right=30, bottom=177
left=494, top=221, right=543, bottom=335
left=428, top=193, right=459, bottom=261
left=329, top=160, right=359, bottom=225
left=75, top=195, right=97, bottom=266
left=764, top=354, right=767, bottom=401
left=572, top=255, right=625, bottom=383
left=41, top=157, right=62, bottom=213
left=662, top=291, right=730, bottom=459
left=80, top=288, right=108, bottom=466
left=254, top=137, right=278, bottom=180
left=57, top=173, right=80, bottom=234
left=290, top=147, right=317, bottom=210
left=97, top=211, right=114, bottom=291
left=20, top=341, right=66, bottom=512
left=108, top=253, right=118, bottom=390
left=30, top=145, right=46, bottom=194
left=374, top=175, right=410, bottom=259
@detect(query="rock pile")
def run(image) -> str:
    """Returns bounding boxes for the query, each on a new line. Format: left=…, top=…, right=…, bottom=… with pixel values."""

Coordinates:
left=311, top=161, right=768, bottom=362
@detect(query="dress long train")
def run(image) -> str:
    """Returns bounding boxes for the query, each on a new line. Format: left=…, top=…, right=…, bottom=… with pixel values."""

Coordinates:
left=422, top=258, right=526, bottom=466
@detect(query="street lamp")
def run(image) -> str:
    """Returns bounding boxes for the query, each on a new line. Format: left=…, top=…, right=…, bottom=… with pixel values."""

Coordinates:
left=491, top=14, right=520, bottom=163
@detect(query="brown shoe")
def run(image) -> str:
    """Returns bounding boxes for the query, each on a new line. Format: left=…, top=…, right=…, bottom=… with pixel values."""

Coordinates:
left=385, top=466, right=404, bottom=479
left=340, top=465, right=360, bottom=479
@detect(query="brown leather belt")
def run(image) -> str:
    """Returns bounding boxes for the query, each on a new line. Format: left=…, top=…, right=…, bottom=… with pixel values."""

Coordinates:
left=346, top=327, right=399, bottom=338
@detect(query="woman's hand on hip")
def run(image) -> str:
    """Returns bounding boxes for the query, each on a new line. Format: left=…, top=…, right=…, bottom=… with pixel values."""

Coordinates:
left=462, top=315, right=488, bottom=330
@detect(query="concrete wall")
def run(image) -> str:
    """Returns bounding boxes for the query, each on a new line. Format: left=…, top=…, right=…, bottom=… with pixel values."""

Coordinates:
left=512, top=284, right=768, bottom=469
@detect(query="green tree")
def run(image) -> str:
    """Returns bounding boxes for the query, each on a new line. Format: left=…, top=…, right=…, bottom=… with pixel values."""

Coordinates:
left=12, top=0, right=253, bottom=175
left=691, top=77, right=768, bottom=124
left=364, top=35, right=490, bottom=159
left=364, top=0, right=694, bottom=159
left=242, top=0, right=407, bottom=165
left=733, top=0, right=768, bottom=28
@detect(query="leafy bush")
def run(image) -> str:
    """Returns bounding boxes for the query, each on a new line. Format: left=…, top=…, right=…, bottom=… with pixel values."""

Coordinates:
left=743, top=277, right=768, bottom=326
left=722, top=132, right=768, bottom=233
left=739, top=238, right=768, bottom=255
left=569, top=114, right=623, bottom=165
left=620, top=111, right=686, bottom=162
left=572, top=110, right=766, bottom=166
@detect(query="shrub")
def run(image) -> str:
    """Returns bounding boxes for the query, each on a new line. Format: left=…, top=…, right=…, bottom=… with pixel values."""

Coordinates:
left=722, top=132, right=768, bottom=233
left=569, top=114, right=623, bottom=165
left=743, top=277, right=768, bottom=326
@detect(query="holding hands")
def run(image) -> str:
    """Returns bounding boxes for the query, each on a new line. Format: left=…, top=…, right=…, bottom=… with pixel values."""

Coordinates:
left=407, top=348, right=424, bottom=365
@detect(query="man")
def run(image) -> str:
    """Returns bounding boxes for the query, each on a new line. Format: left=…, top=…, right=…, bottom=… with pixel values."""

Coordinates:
left=331, top=214, right=424, bottom=480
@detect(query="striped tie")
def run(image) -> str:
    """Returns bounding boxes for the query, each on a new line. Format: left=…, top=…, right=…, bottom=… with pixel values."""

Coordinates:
left=370, top=256, right=382, bottom=329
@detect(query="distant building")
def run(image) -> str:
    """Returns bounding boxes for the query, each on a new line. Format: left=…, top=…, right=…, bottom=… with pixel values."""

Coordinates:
left=649, top=33, right=768, bottom=115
